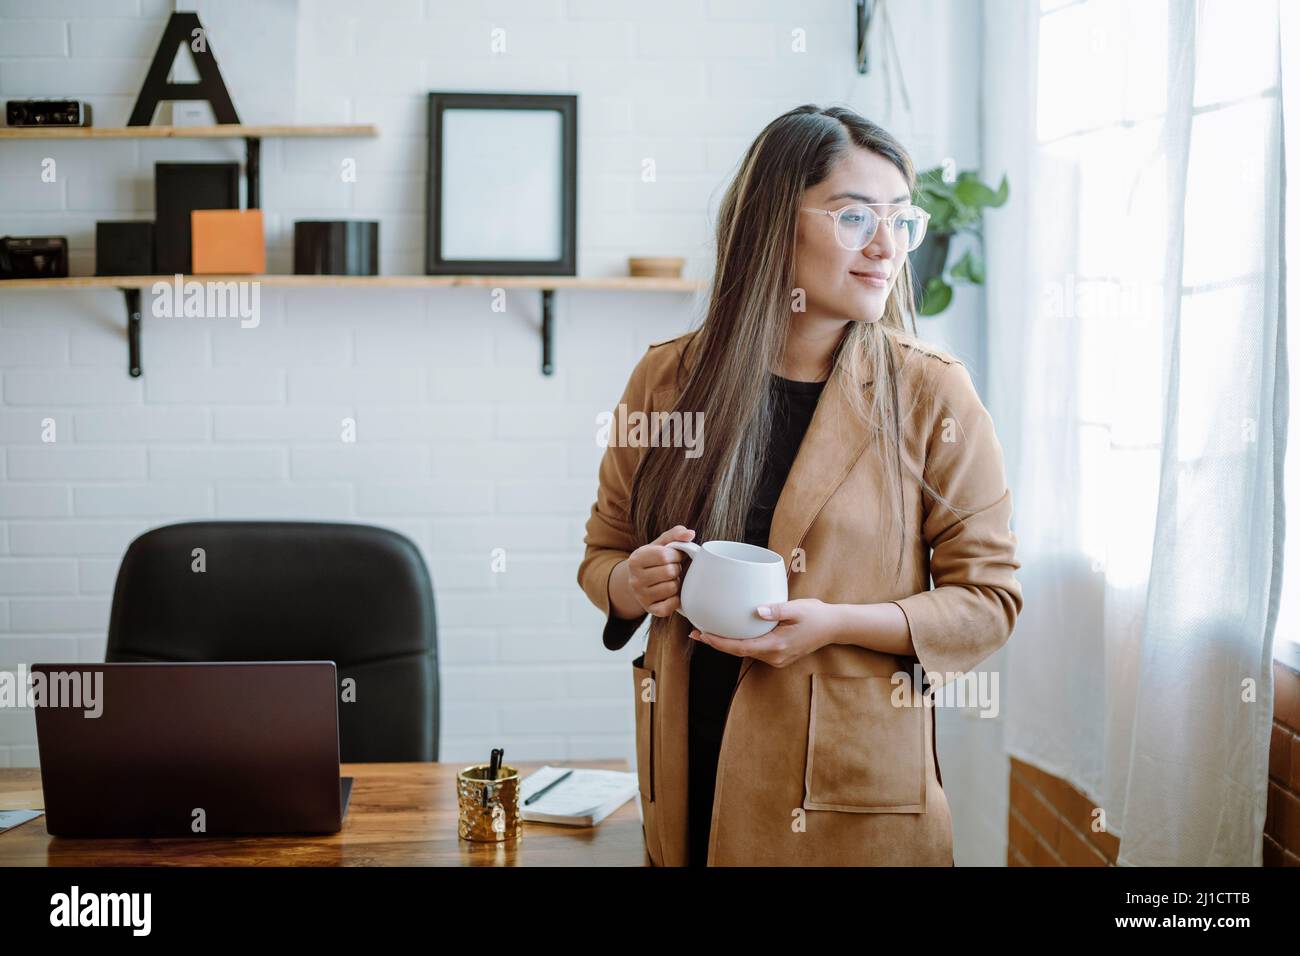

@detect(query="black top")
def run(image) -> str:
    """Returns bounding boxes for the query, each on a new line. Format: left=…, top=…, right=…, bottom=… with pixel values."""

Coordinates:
left=687, top=373, right=826, bottom=865
left=688, top=373, right=826, bottom=741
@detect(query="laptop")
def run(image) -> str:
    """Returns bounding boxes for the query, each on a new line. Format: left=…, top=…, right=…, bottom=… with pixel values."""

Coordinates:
left=31, top=661, right=353, bottom=837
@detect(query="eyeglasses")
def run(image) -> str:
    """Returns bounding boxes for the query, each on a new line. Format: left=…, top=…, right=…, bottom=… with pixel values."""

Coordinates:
left=800, top=203, right=931, bottom=252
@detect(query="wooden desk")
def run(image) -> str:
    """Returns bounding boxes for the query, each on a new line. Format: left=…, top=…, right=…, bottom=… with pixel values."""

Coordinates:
left=0, top=760, right=649, bottom=866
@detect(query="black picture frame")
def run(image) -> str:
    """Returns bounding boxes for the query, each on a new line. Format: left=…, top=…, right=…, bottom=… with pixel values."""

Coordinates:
left=153, top=162, right=241, bottom=274
left=426, top=92, right=577, bottom=277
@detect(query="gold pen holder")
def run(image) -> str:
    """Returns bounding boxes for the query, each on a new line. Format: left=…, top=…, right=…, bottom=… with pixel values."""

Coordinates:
left=457, top=763, right=523, bottom=843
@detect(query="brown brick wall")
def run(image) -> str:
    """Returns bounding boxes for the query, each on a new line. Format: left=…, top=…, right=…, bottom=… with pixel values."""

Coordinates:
left=1265, top=650, right=1300, bottom=865
left=1009, top=650, right=1300, bottom=866
left=1008, top=756, right=1119, bottom=865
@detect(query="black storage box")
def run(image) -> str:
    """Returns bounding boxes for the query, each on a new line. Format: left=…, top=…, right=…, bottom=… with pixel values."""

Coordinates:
left=293, top=220, right=379, bottom=276
left=96, top=221, right=155, bottom=276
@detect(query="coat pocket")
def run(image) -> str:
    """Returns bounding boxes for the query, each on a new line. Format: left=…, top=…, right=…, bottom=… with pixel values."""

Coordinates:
left=802, top=674, right=926, bottom=813
left=632, top=652, right=656, bottom=803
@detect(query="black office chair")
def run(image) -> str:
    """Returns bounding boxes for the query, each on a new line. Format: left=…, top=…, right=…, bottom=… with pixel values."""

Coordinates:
left=104, top=520, right=439, bottom=762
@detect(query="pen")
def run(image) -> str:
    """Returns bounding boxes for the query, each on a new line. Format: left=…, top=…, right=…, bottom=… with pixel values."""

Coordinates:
left=483, top=748, right=503, bottom=808
left=524, top=768, right=573, bottom=806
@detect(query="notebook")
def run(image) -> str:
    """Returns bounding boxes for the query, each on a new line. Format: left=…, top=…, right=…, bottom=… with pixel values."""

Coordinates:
left=0, top=810, right=43, bottom=834
left=518, top=765, right=638, bottom=827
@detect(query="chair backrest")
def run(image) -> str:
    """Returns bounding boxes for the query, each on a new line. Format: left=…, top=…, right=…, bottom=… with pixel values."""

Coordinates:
left=105, top=520, right=439, bottom=762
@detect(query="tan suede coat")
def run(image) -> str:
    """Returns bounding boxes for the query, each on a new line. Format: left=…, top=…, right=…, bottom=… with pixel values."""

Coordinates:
left=578, top=328, right=1023, bottom=866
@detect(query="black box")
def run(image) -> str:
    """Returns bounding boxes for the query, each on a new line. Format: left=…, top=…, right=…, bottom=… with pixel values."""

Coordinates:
left=154, top=163, right=240, bottom=274
left=96, top=221, right=155, bottom=276
left=293, top=220, right=379, bottom=276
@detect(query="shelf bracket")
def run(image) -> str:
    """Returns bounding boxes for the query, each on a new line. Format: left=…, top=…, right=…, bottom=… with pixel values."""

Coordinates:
left=540, top=288, right=555, bottom=375
left=245, top=136, right=261, bottom=209
left=123, top=287, right=142, bottom=378
left=113, top=280, right=570, bottom=377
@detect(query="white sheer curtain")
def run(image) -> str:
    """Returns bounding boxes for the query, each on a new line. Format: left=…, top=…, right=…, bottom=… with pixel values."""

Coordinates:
left=984, top=0, right=1288, bottom=865
left=1280, top=0, right=1300, bottom=653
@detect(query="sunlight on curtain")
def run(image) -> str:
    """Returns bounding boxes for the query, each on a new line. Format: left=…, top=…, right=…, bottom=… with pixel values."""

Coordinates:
left=989, top=0, right=1286, bottom=864
left=1035, top=0, right=1167, bottom=596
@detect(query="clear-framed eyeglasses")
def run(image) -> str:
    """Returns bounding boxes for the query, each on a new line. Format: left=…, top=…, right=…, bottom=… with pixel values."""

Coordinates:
left=800, top=203, right=931, bottom=252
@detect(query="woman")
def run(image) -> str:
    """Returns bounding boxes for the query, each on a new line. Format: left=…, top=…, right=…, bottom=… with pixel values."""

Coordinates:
left=577, top=104, right=1024, bottom=866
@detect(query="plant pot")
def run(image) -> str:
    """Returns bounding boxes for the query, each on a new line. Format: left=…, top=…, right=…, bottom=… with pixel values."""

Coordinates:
left=909, top=232, right=950, bottom=314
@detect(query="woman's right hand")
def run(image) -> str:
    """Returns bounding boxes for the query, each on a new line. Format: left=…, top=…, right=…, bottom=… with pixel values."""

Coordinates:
left=626, top=525, right=696, bottom=617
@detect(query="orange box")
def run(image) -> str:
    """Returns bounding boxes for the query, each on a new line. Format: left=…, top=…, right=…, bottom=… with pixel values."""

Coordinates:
left=191, top=209, right=265, bottom=274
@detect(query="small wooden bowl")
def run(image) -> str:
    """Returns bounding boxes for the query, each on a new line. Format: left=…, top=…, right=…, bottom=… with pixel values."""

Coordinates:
left=628, top=256, right=685, bottom=278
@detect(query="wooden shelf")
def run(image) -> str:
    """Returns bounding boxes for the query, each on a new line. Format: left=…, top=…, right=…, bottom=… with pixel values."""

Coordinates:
left=0, top=124, right=377, bottom=140
left=0, top=274, right=704, bottom=292
left=0, top=274, right=703, bottom=378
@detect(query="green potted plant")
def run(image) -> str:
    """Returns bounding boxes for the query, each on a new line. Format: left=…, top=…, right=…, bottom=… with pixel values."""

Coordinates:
left=911, top=166, right=1009, bottom=316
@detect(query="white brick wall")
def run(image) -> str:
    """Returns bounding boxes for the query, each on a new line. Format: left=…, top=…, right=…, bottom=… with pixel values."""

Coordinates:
left=0, top=1, right=992, bottom=859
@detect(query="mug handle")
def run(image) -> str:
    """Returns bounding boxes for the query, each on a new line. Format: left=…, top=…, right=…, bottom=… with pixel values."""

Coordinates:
left=665, top=541, right=700, bottom=617
left=665, top=541, right=701, bottom=559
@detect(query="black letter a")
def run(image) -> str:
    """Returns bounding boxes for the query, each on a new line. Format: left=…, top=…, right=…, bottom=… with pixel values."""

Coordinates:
left=128, top=11, right=240, bottom=126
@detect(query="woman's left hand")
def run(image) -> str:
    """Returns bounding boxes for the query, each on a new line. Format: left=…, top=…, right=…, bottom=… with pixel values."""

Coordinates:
left=689, top=598, right=839, bottom=669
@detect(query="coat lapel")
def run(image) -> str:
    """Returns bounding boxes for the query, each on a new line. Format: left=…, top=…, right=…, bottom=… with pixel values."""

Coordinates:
left=651, top=342, right=878, bottom=689
left=739, top=369, right=873, bottom=685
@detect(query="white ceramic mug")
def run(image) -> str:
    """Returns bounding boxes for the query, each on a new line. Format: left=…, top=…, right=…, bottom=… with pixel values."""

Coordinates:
left=665, top=539, right=788, bottom=639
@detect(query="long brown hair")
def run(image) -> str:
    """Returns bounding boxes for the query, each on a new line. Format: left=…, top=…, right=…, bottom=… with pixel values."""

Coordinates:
left=629, top=104, right=966, bottom=635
